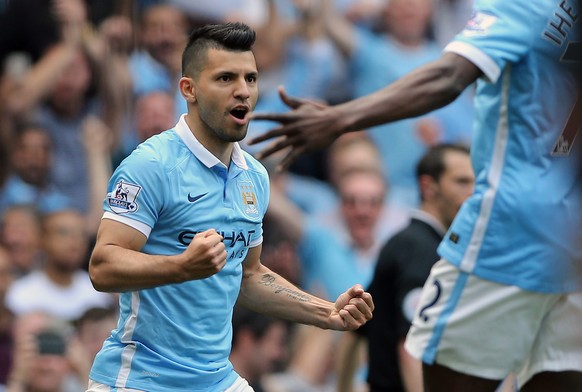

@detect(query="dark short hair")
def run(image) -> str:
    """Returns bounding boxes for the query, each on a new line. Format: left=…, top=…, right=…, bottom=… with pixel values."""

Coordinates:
left=416, top=143, right=470, bottom=182
left=181, top=22, right=256, bottom=77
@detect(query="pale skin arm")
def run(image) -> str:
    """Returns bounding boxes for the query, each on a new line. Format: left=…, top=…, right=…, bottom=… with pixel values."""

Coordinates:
left=398, top=338, right=423, bottom=392
left=3, top=0, right=86, bottom=117
left=249, top=53, right=482, bottom=169
left=336, top=331, right=366, bottom=392
left=89, top=219, right=227, bottom=292
left=82, top=116, right=113, bottom=236
left=319, top=0, right=358, bottom=58
left=3, top=44, right=80, bottom=117
left=238, top=246, right=374, bottom=331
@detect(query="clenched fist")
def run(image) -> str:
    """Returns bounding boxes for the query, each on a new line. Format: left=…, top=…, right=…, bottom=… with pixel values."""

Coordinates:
left=176, top=229, right=227, bottom=281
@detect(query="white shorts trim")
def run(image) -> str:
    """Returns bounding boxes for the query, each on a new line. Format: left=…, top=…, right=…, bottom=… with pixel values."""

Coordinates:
left=404, top=260, right=582, bottom=383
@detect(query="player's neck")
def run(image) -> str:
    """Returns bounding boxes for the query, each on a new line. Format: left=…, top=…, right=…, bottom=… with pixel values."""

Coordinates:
left=420, top=203, right=448, bottom=230
left=185, top=115, right=234, bottom=167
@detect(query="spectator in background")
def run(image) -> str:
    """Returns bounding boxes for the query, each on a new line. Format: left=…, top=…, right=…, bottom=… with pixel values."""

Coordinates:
left=0, top=0, right=124, bottom=216
left=134, top=91, right=176, bottom=143
left=318, top=0, right=474, bottom=208
left=67, top=307, right=119, bottom=390
left=0, top=205, right=42, bottom=276
left=265, top=152, right=406, bottom=392
left=113, top=90, right=176, bottom=168
left=0, top=123, right=70, bottom=217
left=129, top=3, right=189, bottom=121
left=166, top=0, right=268, bottom=27
left=80, top=115, right=115, bottom=235
left=259, top=214, right=303, bottom=289
left=268, top=136, right=408, bottom=300
left=6, top=312, right=79, bottom=392
left=244, top=0, right=350, bottom=181
left=0, top=117, right=112, bottom=237
left=324, top=134, right=384, bottom=190
left=336, top=143, right=474, bottom=392
left=230, top=304, right=290, bottom=392
left=5, top=209, right=114, bottom=322
left=270, top=134, right=385, bottom=217
left=74, top=307, right=118, bottom=366
left=308, top=132, right=408, bottom=237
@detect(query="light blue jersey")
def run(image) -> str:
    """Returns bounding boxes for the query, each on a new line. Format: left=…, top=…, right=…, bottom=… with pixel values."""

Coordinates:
left=89, top=116, right=270, bottom=391
left=438, top=0, right=582, bottom=293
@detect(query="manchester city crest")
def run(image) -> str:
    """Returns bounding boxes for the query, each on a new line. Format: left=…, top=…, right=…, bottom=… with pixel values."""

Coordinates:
left=238, top=181, right=259, bottom=218
left=107, top=180, right=142, bottom=214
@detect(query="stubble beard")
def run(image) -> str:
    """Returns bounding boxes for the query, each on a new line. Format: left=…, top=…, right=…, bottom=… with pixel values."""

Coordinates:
left=199, top=108, right=248, bottom=143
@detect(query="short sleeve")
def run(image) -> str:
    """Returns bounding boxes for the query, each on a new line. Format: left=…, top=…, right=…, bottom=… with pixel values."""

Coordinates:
left=445, top=0, right=536, bottom=83
left=102, top=145, right=166, bottom=238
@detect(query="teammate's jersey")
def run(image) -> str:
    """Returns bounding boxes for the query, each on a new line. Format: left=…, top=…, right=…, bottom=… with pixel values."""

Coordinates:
left=89, top=116, right=270, bottom=391
left=439, top=0, right=582, bottom=293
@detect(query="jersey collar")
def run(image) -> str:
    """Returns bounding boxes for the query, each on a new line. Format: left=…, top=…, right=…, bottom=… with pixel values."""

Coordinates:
left=409, top=209, right=447, bottom=237
left=175, top=114, right=248, bottom=170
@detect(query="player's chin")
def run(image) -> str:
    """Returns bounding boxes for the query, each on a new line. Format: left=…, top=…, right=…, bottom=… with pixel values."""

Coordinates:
left=221, top=128, right=247, bottom=143
left=236, top=124, right=250, bottom=140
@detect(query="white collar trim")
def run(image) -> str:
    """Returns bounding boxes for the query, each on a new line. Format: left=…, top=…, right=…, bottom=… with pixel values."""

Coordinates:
left=409, top=209, right=447, bottom=237
left=174, top=114, right=248, bottom=170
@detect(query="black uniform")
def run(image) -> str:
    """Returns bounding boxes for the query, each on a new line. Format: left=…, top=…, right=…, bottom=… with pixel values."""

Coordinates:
left=356, top=212, right=445, bottom=392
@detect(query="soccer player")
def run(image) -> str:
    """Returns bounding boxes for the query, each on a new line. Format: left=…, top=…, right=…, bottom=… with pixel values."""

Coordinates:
left=249, top=1, right=582, bottom=391
left=86, top=22, right=374, bottom=392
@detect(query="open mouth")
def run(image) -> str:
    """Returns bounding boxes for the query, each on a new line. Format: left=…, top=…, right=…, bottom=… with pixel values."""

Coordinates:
left=230, top=107, right=248, bottom=120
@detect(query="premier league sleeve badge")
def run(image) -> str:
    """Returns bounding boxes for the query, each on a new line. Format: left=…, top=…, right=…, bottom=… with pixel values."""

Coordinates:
left=107, top=180, right=142, bottom=214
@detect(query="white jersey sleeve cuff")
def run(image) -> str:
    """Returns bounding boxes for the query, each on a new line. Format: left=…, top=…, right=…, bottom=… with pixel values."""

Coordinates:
left=102, top=211, right=152, bottom=238
left=249, top=235, right=263, bottom=248
left=444, top=41, right=501, bottom=83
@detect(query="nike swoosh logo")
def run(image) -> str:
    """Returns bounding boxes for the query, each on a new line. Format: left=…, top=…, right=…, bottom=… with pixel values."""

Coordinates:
left=188, top=192, right=207, bottom=203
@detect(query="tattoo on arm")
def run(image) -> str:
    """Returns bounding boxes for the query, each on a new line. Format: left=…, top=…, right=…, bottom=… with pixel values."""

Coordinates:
left=259, top=274, right=311, bottom=302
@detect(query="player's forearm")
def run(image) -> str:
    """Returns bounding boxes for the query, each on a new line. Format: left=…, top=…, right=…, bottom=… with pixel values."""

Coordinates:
left=337, top=53, right=479, bottom=134
left=239, top=263, right=335, bottom=329
left=89, top=244, right=183, bottom=292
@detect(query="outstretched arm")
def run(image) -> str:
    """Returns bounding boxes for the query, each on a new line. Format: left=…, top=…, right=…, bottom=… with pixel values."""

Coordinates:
left=239, top=246, right=374, bottom=331
left=249, top=52, right=482, bottom=169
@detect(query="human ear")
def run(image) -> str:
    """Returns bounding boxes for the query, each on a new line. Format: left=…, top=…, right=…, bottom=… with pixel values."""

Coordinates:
left=419, top=175, right=438, bottom=200
left=179, top=76, right=196, bottom=103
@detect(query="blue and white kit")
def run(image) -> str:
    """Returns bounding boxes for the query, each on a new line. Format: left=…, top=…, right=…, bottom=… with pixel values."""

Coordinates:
left=438, top=0, right=582, bottom=293
left=89, top=115, right=270, bottom=391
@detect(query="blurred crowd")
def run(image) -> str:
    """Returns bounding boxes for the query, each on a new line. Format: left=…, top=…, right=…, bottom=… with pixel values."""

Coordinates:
left=0, top=0, right=476, bottom=391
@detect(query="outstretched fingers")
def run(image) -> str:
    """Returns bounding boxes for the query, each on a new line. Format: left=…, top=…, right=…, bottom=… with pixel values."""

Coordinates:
left=277, top=86, right=328, bottom=110
left=253, top=131, right=305, bottom=160
left=278, top=86, right=303, bottom=109
left=247, top=123, right=292, bottom=146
